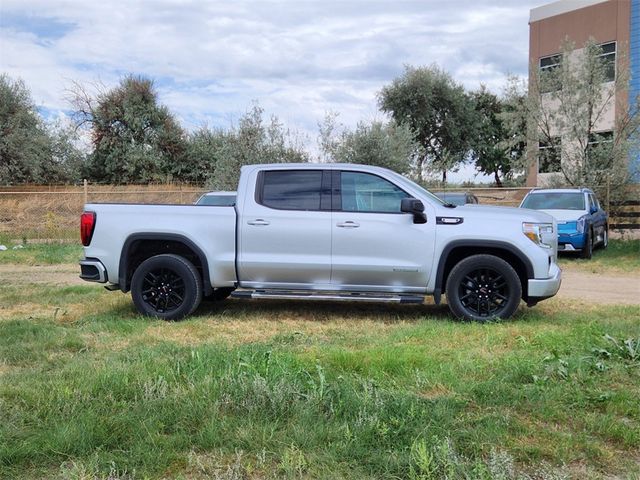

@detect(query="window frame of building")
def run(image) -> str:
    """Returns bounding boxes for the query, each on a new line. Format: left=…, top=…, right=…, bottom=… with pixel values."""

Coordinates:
left=586, top=130, right=614, bottom=166
left=538, top=137, right=562, bottom=174
left=539, top=53, right=563, bottom=92
left=597, top=41, right=616, bottom=83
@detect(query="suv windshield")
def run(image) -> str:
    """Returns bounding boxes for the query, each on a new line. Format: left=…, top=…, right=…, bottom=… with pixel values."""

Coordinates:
left=522, top=192, right=585, bottom=210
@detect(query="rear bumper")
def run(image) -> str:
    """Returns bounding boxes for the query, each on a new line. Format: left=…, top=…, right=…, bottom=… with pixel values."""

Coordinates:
left=79, top=259, right=107, bottom=283
left=528, top=262, right=562, bottom=300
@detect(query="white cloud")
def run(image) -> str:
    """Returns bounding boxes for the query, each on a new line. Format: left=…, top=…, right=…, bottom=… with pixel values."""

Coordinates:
left=1, top=0, right=540, bottom=179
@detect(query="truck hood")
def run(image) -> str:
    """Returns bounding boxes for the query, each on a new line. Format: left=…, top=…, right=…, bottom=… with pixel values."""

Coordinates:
left=455, top=204, right=555, bottom=223
left=529, top=209, right=587, bottom=222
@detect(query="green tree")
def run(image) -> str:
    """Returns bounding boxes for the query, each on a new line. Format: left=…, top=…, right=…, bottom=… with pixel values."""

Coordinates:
left=318, top=114, right=418, bottom=175
left=378, top=65, right=477, bottom=182
left=469, top=86, right=525, bottom=187
left=70, top=75, right=187, bottom=183
left=0, top=74, right=51, bottom=184
left=189, top=105, right=309, bottom=190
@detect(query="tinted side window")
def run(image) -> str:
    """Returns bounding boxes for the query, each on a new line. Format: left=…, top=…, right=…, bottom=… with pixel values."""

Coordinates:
left=341, top=172, right=409, bottom=213
left=260, top=170, right=323, bottom=210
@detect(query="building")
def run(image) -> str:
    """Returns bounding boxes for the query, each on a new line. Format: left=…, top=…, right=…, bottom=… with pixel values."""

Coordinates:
left=527, top=0, right=639, bottom=186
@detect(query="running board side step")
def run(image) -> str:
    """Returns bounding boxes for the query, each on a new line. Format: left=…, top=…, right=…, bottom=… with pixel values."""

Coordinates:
left=230, top=290, right=425, bottom=304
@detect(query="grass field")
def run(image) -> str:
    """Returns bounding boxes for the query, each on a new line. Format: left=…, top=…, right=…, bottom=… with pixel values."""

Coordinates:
left=0, top=242, right=639, bottom=479
left=557, top=239, right=640, bottom=273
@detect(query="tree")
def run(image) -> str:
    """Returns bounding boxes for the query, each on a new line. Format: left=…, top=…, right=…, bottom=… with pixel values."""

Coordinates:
left=189, top=105, right=309, bottom=190
left=0, top=74, right=51, bottom=184
left=509, top=39, right=639, bottom=191
left=318, top=114, right=418, bottom=175
left=69, top=75, right=187, bottom=184
left=378, top=65, right=477, bottom=182
left=469, top=86, right=525, bottom=187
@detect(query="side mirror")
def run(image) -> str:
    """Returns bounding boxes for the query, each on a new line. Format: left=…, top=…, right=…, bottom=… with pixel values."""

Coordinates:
left=401, top=198, right=427, bottom=224
left=590, top=205, right=598, bottom=214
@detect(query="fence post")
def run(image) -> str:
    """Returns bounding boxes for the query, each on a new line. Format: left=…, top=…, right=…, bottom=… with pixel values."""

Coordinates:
left=606, top=177, right=610, bottom=213
left=83, top=179, right=88, bottom=205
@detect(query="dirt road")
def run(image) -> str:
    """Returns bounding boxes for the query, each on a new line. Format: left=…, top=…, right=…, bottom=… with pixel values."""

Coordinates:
left=1, top=263, right=638, bottom=305
left=557, top=269, right=639, bottom=305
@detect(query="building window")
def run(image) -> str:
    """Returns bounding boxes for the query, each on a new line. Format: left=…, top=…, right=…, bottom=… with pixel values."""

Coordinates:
left=538, top=137, right=561, bottom=173
left=587, top=130, right=614, bottom=166
left=598, top=42, right=616, bottom=82
left=539, top=54, right=562, bottom=92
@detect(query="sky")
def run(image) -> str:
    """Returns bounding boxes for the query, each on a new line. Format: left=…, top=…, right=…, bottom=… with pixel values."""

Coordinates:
left=0, top=0, right=543, bottom=182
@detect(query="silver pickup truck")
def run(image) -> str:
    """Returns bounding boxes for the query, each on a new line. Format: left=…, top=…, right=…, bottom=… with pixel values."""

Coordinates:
left=79, top=163, right=561, bottom=321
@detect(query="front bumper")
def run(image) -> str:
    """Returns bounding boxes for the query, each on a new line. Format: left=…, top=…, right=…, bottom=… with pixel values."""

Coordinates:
left=557, top=232, right=586, bottom=251
left=528, top=262, right=562, bottom=299
left=79, top=259, right=107, bottom=283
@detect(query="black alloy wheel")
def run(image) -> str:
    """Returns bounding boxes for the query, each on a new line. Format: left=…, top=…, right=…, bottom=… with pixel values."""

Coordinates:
left=446, top=254, right=522, bottom=321
left=458, top=268, right=509, bottom=317
left=141, top=267, right=186, bottom=313
left=131, top=254, right=202, bottom=320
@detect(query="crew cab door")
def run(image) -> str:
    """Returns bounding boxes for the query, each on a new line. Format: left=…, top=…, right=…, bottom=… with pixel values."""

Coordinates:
left=331, top=170, right=434, bottom=292
left=238, top=169, right=332, bottom=288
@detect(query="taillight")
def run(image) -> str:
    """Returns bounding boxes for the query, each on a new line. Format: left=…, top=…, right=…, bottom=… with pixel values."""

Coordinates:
left=80, top=211, right=96, bottom=246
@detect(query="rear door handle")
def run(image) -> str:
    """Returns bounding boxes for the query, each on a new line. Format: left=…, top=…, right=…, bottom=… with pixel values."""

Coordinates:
left=247, top=219, right=270, bottom=226
left=336, top=221, right=360, bottom=228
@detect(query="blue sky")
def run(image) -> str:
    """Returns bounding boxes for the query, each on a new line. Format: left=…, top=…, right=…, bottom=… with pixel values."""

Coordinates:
left=0, top=0, right=542, bottom=181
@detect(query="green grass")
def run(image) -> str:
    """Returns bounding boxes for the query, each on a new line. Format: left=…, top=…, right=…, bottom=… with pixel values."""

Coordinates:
left=0, top=242, right=82, bottom=265
left=558, top=239, right=640, bottom=273
left=1, top=280, right=639, bottom=479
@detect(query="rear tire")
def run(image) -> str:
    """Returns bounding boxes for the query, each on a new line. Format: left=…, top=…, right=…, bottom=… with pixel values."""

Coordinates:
left=445, top=254, right=522, bottom=322
left=131, top=254, right=202, bottom=321
left=600, top=226, right=608, bottom=249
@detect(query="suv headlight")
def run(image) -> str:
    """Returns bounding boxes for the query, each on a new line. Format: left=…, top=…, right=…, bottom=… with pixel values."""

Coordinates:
left=523, top=222, right=554, bottom=249
left=576, top=215, right=588, bottom=233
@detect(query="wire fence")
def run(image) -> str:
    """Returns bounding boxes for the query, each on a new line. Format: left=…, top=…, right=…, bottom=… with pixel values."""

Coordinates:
left=0, top=182, right=638, bottom=243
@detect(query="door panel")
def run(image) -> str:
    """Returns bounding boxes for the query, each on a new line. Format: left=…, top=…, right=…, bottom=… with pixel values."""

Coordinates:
left=238, top=170, right=332, bottom=287
left=331, top=171, right=434, bottom=292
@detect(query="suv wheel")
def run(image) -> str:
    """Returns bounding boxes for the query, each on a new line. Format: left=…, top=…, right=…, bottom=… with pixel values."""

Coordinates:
left=131, top=254, right=203, bottom=321
left=445, top=254, right=522, bottom=322
left=601, top=226, right=608, bottom=249
left=581, top=229, right=593, bottom=259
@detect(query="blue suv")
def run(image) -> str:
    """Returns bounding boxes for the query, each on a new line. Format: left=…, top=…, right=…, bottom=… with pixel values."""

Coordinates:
left=519, top=188, right=608, bottom=259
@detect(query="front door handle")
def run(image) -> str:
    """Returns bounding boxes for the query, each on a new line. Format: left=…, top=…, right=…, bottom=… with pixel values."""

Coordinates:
left=336, top=221, right=360, bottom=228
left=247, top=219, right=270, bottom=226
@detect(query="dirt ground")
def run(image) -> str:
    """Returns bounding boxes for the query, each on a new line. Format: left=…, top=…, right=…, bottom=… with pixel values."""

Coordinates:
left=1, top=262, right=638, bottom=306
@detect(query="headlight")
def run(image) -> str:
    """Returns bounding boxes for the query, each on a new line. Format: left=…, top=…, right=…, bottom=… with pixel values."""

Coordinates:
left=523, top=222, right=554, bottom=249
left=576, top=215, right=588, bottom=233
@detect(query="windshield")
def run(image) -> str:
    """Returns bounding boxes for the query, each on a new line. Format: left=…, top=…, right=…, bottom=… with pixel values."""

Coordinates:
left=521, top=192, right=585, bottom=210
left=434, top=192, right=467, bottom=206
left=383, top=171, right=446, bottom=206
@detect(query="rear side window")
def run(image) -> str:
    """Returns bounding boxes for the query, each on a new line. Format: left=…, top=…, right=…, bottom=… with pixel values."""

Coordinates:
left=260, top=170, right=323, bottom=210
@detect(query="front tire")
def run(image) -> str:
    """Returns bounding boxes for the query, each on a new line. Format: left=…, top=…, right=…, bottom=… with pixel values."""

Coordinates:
left=131, top=254, right=203, bottom=321
left=581, top=229, right=593, bottom=259
left=445, top=254, right=522, bottom=322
